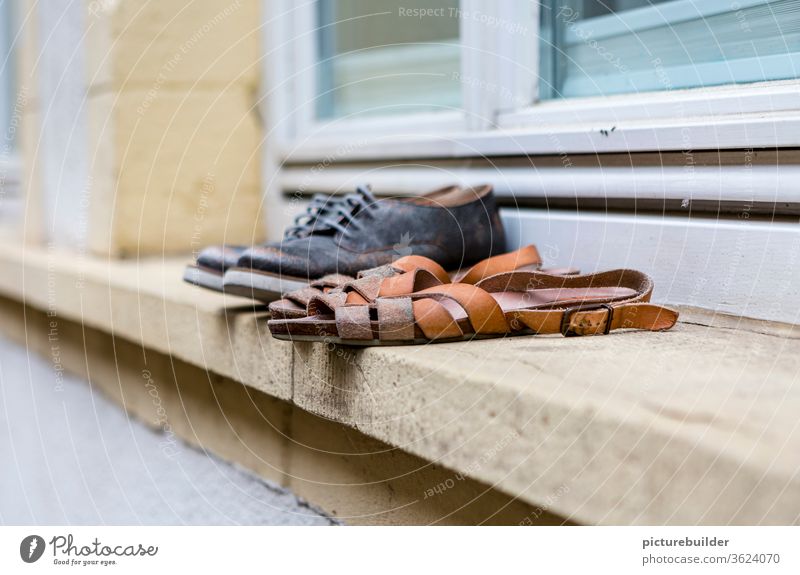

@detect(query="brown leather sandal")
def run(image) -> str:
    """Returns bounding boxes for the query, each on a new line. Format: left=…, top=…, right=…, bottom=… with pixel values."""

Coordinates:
left=267, top=269, right=678, bottom=345
left=267, top=273, right=354, bottom=318
left=268, top=245, right=576, bottom=320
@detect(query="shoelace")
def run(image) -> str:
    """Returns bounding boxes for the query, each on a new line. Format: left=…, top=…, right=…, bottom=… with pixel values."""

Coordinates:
left=283, top=193, right=345, bottom=239
left=283, top=185, right=378, bottom=239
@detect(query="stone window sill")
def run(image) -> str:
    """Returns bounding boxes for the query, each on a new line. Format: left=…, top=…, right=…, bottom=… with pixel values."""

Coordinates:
left=1, top=243, right=798, bottom=525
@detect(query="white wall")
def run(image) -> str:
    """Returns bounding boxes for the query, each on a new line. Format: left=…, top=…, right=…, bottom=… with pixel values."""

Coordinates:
left=503, top=209, right=800, bottom=325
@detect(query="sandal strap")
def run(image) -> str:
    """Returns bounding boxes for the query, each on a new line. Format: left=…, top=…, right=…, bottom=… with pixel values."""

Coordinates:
left=335, top=305, right=373, bottom=340
left=357, top=255, right=450, bottom=284
left=283, top=286, right=327, bottom=307
left=511, top=302, right=678, bottom=336
left=409, top=283, right=509, bottom=336
left=280, top=273, right=352, bottom=308
left=391, top=256, right=450, bottom=283
left=342, top=274, right=385, bottom=302
left=457, top=245, right=542, bottom=285
left=307, top=291, right=349, bottom=316
left=338, top=265, right=446, bottom=307
left=479, top=269, right=675, bottom=336
left=476, top=268, right=654, bottom=299
left=357, top=264, right=399, bottom=279
left=376, top=297, right=416, bottom=341
left=378, top=268, right=443, bottom=297
left=309, top=273, right=352, bottom=288
left=412, top=298, right=464, bottom=340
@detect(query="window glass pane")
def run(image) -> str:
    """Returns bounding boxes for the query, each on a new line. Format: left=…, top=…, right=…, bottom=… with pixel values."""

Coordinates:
left=540, top=0, right=800, bottom=99
left=316, top=0, right=460, bottom=120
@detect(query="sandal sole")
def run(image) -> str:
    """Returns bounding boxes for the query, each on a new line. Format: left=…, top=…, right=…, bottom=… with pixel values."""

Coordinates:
left=269, top=306, right=308, bottom=320
left=269, top=329, right=537, bottom=346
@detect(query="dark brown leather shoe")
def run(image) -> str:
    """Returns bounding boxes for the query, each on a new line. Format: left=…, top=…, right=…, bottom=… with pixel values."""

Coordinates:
left=183, top=193, right=350, bottom=293
left=222, top=184, right=506, bottom=302
left=183, top=245, right=248, bottom=292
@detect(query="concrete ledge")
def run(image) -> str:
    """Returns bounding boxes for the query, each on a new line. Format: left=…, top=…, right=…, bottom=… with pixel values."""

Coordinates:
left=2, top=244, right=799, bottom=525
left=0, top=296, right=548, bottom=525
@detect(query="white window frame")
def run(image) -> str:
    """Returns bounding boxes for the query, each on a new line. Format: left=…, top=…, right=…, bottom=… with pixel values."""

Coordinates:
left=262, top=0, right=800, bottom=203
left=264, top=1, right=536, bottom=146
left=0, top=0, right=21, bottom=210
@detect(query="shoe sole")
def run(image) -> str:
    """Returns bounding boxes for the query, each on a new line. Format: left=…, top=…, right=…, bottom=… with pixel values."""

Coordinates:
left=222, top=268, right=308, bottom=303
left=183, top=265, right=225, bottom=293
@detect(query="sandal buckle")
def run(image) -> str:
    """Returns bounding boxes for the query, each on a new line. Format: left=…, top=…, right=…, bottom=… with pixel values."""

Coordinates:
left=560, top=303, right=615, bottom=337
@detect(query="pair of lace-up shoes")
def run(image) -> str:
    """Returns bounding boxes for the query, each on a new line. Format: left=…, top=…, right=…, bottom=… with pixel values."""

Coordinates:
left=184, top=184, right=507, bottom=303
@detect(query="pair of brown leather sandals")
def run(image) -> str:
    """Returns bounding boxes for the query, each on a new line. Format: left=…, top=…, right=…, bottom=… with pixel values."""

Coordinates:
left=266, top=245, right=678, bottom=346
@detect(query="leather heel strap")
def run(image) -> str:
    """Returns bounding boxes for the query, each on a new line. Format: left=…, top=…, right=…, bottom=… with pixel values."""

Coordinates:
left=477, top=269, right=655, bottom=303
left=609, top=303, right=678, bottom=332
left=512, top=302, right=678, bottom=337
